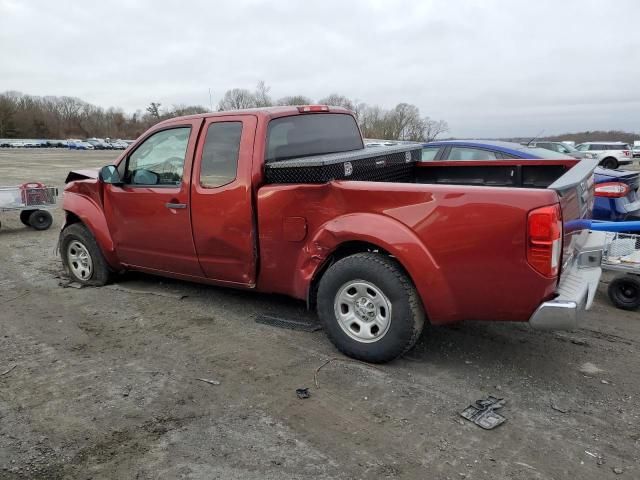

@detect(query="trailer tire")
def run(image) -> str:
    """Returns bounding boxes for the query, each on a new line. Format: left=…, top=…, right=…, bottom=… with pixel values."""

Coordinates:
left=20, top=209, right=35, bottom=226
left=60, top=223, right=112, bottom=286
left=608, top=275, right=640, bottom=310
left=317, top=253, right=425, bottom=363
left=28, top=210, right=53, bottom=230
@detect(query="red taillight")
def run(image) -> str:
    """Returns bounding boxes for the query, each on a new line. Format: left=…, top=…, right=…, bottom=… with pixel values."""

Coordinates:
left=623, top=150, right=630, bottom=156
left=527, top=204, right=562, bottom=278
left=594, top=182, right=629, bottom=198
left=297, top=105, right=330, bottom=113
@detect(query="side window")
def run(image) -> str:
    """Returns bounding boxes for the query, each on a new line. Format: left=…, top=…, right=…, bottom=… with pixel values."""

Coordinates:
left=421, top=147, right=439, bottom=161
left=200, top=122, right=243, bottom=188
left=589, top=144, right=602, bottom=151
left=448, top=147, right=498, bottom=160
left=125, top=128, right=190, bottom=185
left=576, top=144, right=588, bottom=151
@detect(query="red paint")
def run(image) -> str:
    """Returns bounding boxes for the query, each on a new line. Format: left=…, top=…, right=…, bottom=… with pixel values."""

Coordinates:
left=63, top=107, right=587, bottom=326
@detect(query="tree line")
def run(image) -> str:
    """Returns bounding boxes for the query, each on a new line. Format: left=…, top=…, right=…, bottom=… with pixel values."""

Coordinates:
left=0, top=81, right=449, bottom=142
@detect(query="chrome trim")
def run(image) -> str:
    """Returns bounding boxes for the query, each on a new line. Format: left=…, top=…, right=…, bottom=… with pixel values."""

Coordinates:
left=529, top=231, right=605, bottom=330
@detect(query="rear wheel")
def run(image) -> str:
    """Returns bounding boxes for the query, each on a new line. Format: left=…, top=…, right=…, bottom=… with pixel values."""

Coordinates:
left=317, top=253, right=425, bottom=363
left=28, top=210, right=52, bottom=230
left=601, top=157, right=618, bottom=169
left=20, top=209, right=35, bottom=226
left=608, top=275, right=640, bottom=310
left=60, top=223, right=112, bottom=285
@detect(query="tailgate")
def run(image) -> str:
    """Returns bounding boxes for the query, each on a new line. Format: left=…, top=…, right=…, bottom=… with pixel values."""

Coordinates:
left=548, top=159, right=599, bottom=270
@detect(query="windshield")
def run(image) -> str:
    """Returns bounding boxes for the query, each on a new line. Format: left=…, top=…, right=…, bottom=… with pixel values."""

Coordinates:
left=266, top=113, right=363, bottom=162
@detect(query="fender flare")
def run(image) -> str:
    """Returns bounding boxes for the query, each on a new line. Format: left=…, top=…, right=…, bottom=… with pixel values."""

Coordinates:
left=295, top=212, right=459, bottom=324
left=62, top=192, right=120, bottom=268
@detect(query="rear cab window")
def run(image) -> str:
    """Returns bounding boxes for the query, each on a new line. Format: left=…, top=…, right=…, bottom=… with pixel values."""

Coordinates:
left=265, top=113, right=363, bottom=162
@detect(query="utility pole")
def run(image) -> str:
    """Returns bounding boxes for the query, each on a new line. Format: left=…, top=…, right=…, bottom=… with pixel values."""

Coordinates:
left=208, top=88, right=213, bottom=112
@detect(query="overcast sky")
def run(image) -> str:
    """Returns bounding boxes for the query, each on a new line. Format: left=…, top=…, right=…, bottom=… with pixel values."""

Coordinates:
left=1, top=0, right=639, bottom=137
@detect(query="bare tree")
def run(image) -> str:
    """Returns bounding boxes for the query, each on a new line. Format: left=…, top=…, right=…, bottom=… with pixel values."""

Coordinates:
left=146, top=102, right=162, bottom=119
left=254, top=81, right=272, bottom=107
left=423, top=118, right=449, bottom=142
left=318, top=93, right=354, bottom=111
left=218, top=88, right=257, bottom=110
left=275, top=95, right=313, bottom=106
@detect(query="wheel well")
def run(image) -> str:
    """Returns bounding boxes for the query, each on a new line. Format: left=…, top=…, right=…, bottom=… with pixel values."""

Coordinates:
left=601, top=156, right=617, bottom=165
left=307, top=241, right=396, bottom=309
left=64, top=210, right=82, bottom=228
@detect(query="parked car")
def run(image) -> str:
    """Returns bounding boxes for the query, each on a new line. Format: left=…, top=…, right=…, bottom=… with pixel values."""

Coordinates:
left=45, top=140, right=67, bottom=148
left=68, top=140, right=94, bottom=150
left=105, top=140, right=127, bottom=149
left=633, top=142, right=640, bottom=158
left=528, top=141, right=589, bottom=159
left=60, top=106, right=603, bottom=363
left=422, top=140, right=640, bottom=221
left=85, top=139, right=110, bottom=150
left=575, top=142, right=633, bottom=169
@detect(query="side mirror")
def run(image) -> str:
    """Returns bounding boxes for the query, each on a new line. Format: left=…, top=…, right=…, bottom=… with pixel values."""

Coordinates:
left=99, top=165, right=123, bottom=185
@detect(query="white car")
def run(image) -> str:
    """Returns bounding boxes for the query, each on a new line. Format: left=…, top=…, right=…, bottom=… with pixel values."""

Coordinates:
left=575, top=142, right=633, bottom=169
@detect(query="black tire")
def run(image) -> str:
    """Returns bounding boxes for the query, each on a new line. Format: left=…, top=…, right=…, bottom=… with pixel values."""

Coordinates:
left=20, top=209, right=35, bottom=226
left=28, top=210, right=53, bottom=230
left=317, top=253, right=425, bottom=363
left=601, top=157, right=618, bottom=169
left=60, top=223, right=112, bottom=286
left=608, top=275, right=640, bottom=310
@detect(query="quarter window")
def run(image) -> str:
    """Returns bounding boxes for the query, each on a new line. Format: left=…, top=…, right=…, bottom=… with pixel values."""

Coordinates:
left=200, top=122, right=243, bottom=188
left=421, top=147, right=439, bottom=161
left=125, top=128, right=191, bottom=185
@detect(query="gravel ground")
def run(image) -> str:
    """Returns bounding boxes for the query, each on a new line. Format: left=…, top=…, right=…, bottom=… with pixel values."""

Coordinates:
left=0, top=149, right=639, bottom=479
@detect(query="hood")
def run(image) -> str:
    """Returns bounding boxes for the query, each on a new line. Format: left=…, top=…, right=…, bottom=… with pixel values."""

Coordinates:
left=65, top=168, right=99, bottom=184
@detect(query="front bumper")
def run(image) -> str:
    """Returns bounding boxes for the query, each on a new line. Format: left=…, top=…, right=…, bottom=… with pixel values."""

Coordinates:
left=529, top=231, right=605, bottom=330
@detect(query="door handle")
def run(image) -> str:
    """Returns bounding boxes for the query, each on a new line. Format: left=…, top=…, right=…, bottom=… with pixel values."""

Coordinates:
left=166, top=202, right=187, bottom=209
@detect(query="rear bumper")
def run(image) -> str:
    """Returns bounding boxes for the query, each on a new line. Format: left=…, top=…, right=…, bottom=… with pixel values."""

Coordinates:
left=529, top=231, right=605, bottom=330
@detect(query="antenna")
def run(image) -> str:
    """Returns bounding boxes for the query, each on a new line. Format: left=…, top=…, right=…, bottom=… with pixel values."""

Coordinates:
left=526, top=129, right=544, bottom=147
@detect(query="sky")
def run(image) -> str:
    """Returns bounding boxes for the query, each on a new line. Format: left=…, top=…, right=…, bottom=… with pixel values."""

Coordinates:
left=1, top=0, right=639, bottom=137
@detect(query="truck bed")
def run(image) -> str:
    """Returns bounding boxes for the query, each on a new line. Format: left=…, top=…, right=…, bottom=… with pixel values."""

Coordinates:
left=255, top=158, right=599, bottom=326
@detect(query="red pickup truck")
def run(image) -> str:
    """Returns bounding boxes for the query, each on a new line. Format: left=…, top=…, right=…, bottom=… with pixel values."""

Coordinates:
left=60, top=106, right=604, bottom=363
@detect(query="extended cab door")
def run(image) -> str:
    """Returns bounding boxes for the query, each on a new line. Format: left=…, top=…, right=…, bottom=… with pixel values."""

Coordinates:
left=104, top=119, right=204, bottom=276
left=190, top=115, right=258, bottom=286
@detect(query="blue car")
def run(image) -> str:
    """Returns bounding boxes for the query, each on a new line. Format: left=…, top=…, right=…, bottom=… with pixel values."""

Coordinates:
left=422, top=140, right=640, bottom=221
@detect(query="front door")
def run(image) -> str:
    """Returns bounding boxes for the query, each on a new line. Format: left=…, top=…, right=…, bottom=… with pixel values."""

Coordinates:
left=190, top=115, right=257, bottom=285
left=103, top=120, right=204, bottom=277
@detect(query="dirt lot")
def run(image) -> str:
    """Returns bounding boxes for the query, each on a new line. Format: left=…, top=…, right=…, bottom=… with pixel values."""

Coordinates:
left=0, top=149, right=639, bottom=479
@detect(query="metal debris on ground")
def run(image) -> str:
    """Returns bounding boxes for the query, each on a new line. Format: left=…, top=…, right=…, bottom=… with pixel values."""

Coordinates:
left=313, top=357, right=383, bottom=388
left=460, top=396, right=506, bottom=430
left=196, top=378, right=221, bottom=386
left=255, top=314, right=322, bottom=332
left=296, top=387, right=311, bottom=399
left=0, top=365, right=17, bottom=376
left=106, top=284, right=187, bottom=299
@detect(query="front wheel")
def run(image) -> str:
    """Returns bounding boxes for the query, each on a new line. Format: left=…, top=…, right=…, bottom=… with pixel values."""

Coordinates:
left=317, top=253, right=425, bottom=363
left=60, top=223, right=112, bottom=285
left=608, top=275, right=640, bottom=310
